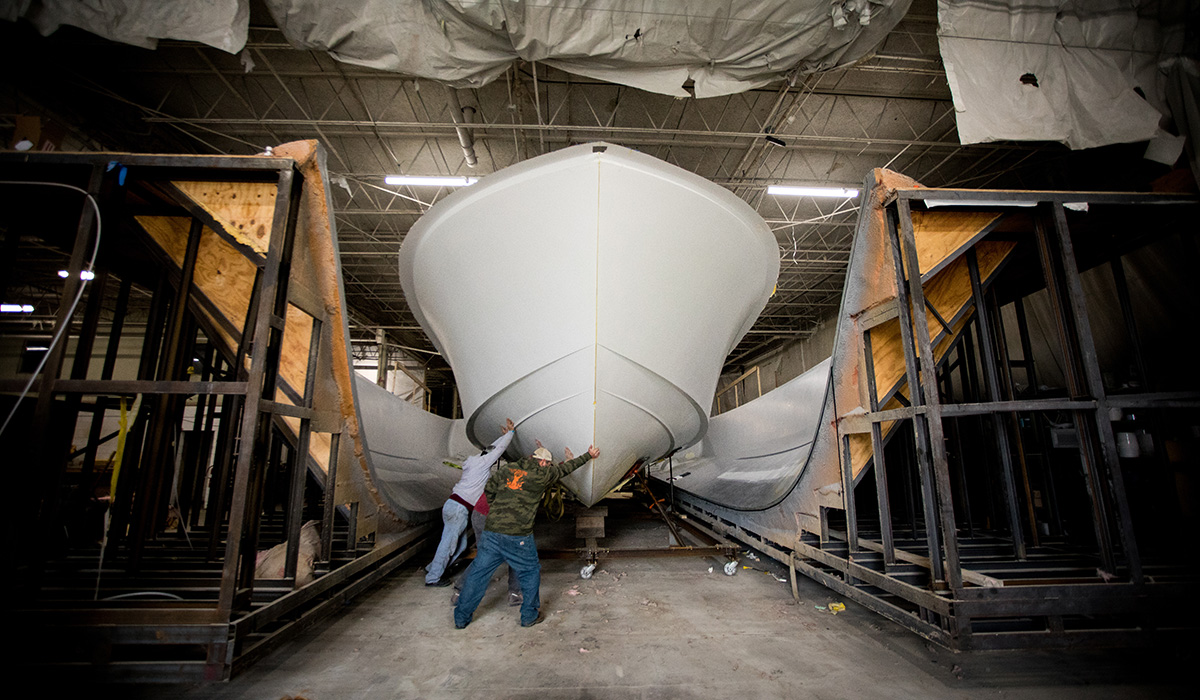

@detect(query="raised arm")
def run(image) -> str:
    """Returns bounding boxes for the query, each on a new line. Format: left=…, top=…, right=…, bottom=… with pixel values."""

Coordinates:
left=551, top=445, right=599, bottom=480
left=485, top=428, right=515, bottom=456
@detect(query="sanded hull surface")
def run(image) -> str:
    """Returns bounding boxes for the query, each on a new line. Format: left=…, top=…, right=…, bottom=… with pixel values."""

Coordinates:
left=399, top=143, right=778, bottom=505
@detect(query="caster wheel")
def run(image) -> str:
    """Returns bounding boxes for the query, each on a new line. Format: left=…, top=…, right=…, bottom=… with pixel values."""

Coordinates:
left=580, top=563, right=596, bottom=579
left=723, top=560, right=738, bottom=576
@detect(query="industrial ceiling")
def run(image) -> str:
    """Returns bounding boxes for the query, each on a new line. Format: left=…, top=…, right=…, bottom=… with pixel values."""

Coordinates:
left=0, top=0, right=1184, bottom=398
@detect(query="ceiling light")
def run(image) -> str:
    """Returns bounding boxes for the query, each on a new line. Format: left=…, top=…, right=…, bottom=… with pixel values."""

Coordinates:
left=1, top=304, right=34, bottom=313
left=57, top=270, right=96, bottom=280
left=57, top=270, right=69, bottom=278
left=768, top=185, right=860, bottom=198
left=385, top=175, right=478, bottom=187
left=763, top=135, right=787, bottom=147
left=25, top=345, right=49, bottom=351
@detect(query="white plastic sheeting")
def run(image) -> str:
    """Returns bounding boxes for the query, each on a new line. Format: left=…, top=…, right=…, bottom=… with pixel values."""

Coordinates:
left=1163, top=58, right=1200, bottom=186
left=3, top=0, right=249, bottom=53
left=937, top=0, right=1192, bottom=150
left=3, top=1, right=913, bottom=99
left=264, top=0, right=910, bottom=98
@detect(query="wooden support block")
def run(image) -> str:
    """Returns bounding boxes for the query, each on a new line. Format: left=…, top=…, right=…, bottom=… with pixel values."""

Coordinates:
left=576, top=507, right=608, bottom=539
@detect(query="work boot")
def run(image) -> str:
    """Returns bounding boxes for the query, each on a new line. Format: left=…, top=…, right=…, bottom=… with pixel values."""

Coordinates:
left=520, top=611, right=544, bottom=627
left=508, top=592, right=523, bottom=607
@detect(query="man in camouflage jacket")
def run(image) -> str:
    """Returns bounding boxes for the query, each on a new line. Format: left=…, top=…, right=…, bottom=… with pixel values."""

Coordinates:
left=453, top=442, right=600, bottom=628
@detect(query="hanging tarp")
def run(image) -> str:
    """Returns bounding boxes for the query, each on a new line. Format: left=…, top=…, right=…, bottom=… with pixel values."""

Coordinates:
left=937, top=0, right=1193, bottom=150
left=3, top=0, right=249, bottom=53
left=4, top=1, right=913, bottom=99
left=263, top=0, right=911, bottom=98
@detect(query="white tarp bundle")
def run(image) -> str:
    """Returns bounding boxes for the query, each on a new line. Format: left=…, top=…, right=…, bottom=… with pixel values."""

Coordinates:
left=2, top=0, right=912, bottom=99
left=937, top=0, right=1193, bottom=150
left=263, top=0, right=911, bottom=98
left=1, top=0, right=249, bottom=53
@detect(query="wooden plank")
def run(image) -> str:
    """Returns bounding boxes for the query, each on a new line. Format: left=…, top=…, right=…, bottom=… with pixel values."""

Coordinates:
left=136, top=215, right=256, bottom=352
left=849, top=536, right=1004, bottom=587
left=910, top=210, right=1002, bottom=280
left=870, top=240, right=1015, bottom=410
left=172, top=180, right=279, bottom=254
left=847, top=240, right=1015, bottom=482
left=278, top=303, right=314, bottom=396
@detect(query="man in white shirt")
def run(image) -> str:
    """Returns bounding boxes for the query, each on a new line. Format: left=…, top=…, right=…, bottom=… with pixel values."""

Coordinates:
left=425, top=418, right=515, bottom=586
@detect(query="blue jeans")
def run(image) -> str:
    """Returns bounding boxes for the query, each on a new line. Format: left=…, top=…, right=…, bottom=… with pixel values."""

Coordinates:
left=426, top=499, right=470, bottom=584
left=454, top=530, right=541, bottom=627
left=454, top=509, right=520, bottom=596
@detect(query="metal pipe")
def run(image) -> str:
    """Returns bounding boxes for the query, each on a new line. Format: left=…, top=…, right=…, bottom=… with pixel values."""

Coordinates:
left=446, top=89, right=478, bottom=168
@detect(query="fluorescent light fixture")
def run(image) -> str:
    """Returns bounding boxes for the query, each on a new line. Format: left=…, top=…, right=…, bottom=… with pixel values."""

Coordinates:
left=768, top=185, right=859, bottom=198
left=25, top=345, right=49, bottom=351
left=1, top=304, right=34, bottom=313
left=57, top=270, right=96, bottom=280
left=385, top=175, right=478, bottom=187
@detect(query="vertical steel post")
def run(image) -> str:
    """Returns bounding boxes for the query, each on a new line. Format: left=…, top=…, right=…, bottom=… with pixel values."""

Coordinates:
left=840, top=433, right=859, bottom=555
left=1049, top=203, right=1142, bottom=583
left=1034, top=215, right=1117, bottom=573
left=319, top=431, right=341, bottom=564
left=887, top=202, right=961, bottom=589
left=966, top=248, right=1027, bottom=559
left=896, top=197, right=963, bottom=592
left=862, top=329, right=895, bottom=565
left=217, top=165, right=302, bottom=618
left=284, top=318, right=323, bottom=582
left=108, top=273, right=169, bottom=553
left=131, top=216, right=204, bottom=568
left=30, top=164, right=105, bottom=554
left=950, top=342, right=976, bottom=537
left=988, top=290, right=1042, bottom=548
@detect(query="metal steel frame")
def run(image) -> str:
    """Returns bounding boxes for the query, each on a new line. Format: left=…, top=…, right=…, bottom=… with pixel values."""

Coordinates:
left=1, top=151, right=428, bottom=682
left=680, top=186, right=1198, bottom=650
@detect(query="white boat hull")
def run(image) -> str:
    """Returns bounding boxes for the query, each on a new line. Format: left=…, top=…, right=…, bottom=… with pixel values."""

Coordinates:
left=399, top=143, right=778, bottom=505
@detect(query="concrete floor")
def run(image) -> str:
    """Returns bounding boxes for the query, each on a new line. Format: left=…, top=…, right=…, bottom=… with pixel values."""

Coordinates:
left=117, top=511, right=1186, bottom=699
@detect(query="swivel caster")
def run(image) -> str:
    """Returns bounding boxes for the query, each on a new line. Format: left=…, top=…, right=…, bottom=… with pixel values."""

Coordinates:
left=580, top=563, right=596, bottom=579
left=723, top=560, right=738, bottom=576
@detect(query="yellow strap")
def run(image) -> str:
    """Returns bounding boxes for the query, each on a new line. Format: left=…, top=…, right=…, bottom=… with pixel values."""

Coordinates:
left=109, top=398, right=129, bottom=498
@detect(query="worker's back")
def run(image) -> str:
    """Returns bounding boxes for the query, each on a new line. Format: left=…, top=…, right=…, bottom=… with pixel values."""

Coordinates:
left=484, top=455, right=591, bottom=535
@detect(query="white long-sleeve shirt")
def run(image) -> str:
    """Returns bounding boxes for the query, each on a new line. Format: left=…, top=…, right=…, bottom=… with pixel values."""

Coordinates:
left=451, top=430, right=515, bottom=504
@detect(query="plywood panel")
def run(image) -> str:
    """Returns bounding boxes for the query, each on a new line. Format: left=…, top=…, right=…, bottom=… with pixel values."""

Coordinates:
left=173, top=180, right=278, bottom=254
left=911, top=210, right=1002, bottom=278
left=846, top=391, right=907, bottom=481
left=137, top=215, right=257, bottom=341
left=850, top=315, right=969, bottom=480
left=851, top=238, right=1015, bottom=481
left=278, top=303, right=315, bottom=398
left=870, top=240, right=1015, bottom=402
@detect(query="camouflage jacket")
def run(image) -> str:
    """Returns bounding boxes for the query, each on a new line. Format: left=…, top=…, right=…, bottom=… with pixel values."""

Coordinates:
left=483, top=453, right=591, bottom=536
